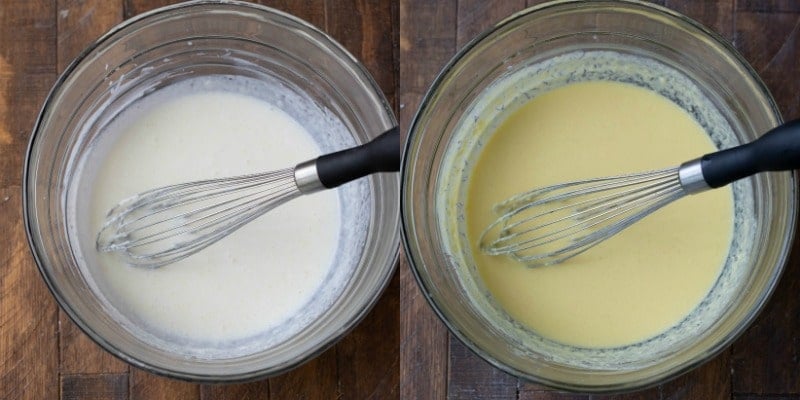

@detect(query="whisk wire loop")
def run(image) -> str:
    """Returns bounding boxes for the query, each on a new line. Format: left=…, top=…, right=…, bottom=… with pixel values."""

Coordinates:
left=123, top=178, right=297, bottom=245
left=479, top=167, right=688, bottom=266
left=96, top=168, right=301, bottom=268
left=493, top=178, right=682, bottom=254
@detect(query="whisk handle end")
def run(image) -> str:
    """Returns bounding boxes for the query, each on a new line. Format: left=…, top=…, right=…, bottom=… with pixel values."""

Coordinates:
left=315, top=126, right=400, bottom=188
left=701, top=119, right=800, bottom=188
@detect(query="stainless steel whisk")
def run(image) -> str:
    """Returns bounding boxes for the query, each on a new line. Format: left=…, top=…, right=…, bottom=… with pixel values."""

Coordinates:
left=480, top=120, right=800, bottom=267
left=97, top=127, right=398, bottom=268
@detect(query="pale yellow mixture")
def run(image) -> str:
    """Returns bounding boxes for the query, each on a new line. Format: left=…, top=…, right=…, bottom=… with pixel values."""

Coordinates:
left=466, top=81, right=734, bottom=348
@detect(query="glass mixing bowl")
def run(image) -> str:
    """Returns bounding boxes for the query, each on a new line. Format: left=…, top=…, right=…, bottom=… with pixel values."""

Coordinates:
left=401, top=0, right=796, bottom=392
left=25, top=1, right=399, bottom=381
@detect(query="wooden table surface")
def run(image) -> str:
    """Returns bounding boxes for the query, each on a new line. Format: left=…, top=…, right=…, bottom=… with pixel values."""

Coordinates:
left=399, top=1, right=800, bottom=399
left=0, top=0, right=397, bottom=399
left=2, top=0, right=799, bottom=399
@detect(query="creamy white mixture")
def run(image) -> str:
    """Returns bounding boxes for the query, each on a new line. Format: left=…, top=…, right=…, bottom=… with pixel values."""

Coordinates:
left=72, top=76, right=351, bottom=355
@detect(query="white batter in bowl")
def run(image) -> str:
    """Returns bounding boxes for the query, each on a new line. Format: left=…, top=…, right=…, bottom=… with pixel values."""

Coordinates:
left=72, top=75, right=360, bottom=358
left=26, top=2, right=398, bottom=381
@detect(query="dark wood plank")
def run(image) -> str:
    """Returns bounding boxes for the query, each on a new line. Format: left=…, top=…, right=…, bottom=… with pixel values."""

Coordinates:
left=666, top=0, right=735, bottom=40
left=737, top=1, right=800, bottom=13
left=733, top=396, right=800, bottom=400
left=0, top=188, right=60, bottom=400
left=337, top=272, right=400, bottom=400
left=596, top=387, right=661, bottom=400
left=399, top=0, right=457, bottom=397
left=201, top=380, right=269, bottom=400
left=399, top=255, right=450, bottom=400
left=518, top=387, right=591, bottom=400
left=730, top=7, right=800, bottom=396
left=0, top=0, right=59, bottom=398
left=447, top=340, right=516, bottom=400
left=268, top=349, right=338, bottom=399
left=123, top=0, right=173, bottom=18
left=62, top=374, right=128, bottom=400
left=56, top=0, right=129, bottom=378
left=456, top=0, right=525, bottom=48
left=733, top=9, right=800, bottom=118
left=254, top=0, right=325, bottom=28
left=57, top=0, right=124, bottom=71
left=662, top=349, right=731, bottom=400
left=731, top=242, right=800, bottom=394
left=326, top=0, right=398, bottom=110
left=59, top=319, right=129, bottom=375
left=398, top=0, right=458, bottom=116
left=126, top=0, right=328, bottom=27
left=0, top=0, right=57, bottom=188
left=130, top=368, right=199, bottom=400
left=519, top=381, right=659, bottom=399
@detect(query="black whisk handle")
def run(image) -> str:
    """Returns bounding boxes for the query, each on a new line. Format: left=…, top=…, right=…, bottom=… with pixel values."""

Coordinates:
left=316, top=126, right=400, bottom=189
left=700, top=119, right=800, bottom=188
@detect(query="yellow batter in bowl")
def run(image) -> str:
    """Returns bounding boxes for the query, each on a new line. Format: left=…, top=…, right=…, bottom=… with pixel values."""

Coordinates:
left=432, top=50, right=756, bottom=369
left=466, top=80, right=734, bottom=348
left=403, top=2, right=791, bottom=390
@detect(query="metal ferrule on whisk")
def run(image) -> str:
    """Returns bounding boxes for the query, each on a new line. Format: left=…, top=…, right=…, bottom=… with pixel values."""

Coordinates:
left=677, top=158, right=711, bottom=195
left=294, top=159, right=325, bottom=194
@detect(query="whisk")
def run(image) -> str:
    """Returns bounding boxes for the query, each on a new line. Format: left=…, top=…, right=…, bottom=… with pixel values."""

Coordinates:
left=96, top=127, right=398, bottom=268
left=479, top=120, right=800, bottom=267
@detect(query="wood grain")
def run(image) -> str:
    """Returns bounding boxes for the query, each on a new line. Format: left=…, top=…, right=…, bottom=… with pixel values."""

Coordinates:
left=519, top=391, right=589, bottom=400
left=737, top=1, right=800, bottom=13
left=666, top=0, right=734, bottom=39
left=57, top=0, right=124, bottom=71
left=62, top=374, right=128, bottom=400
left=337, top=273, right=401, bottom=399
left=123, top=0, right=173, bottom=18
left=268, top=348, right=338, bottom=399
left=447, top=341, right=516, bottom=400
left=59, top=318, right=129, bottom=375
left=456, top=0, right=525, bottom=48
left=398, top=0, right=458, bottom=397
left=130, top=368, right=199, bottom=400
left=662, top=350, right=731, bottom=400
left=731, top=245, right=800, bottom=395
left=0, top=188, right=59, bottom=400
left=256, top=0, right=325, bottom=27
left=729, top=5, right=800, bottom=396
left=201, top=380, right=269, bottom=400
left=734, top=8, right=800, bottom=118
left=0, top=0, right=60, bottom=398
left=0, top=0, right=57, bottom=187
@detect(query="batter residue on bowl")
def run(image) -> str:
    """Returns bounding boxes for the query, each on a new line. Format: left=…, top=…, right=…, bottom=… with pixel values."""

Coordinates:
left=466, top=80, right=734, bottom=348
